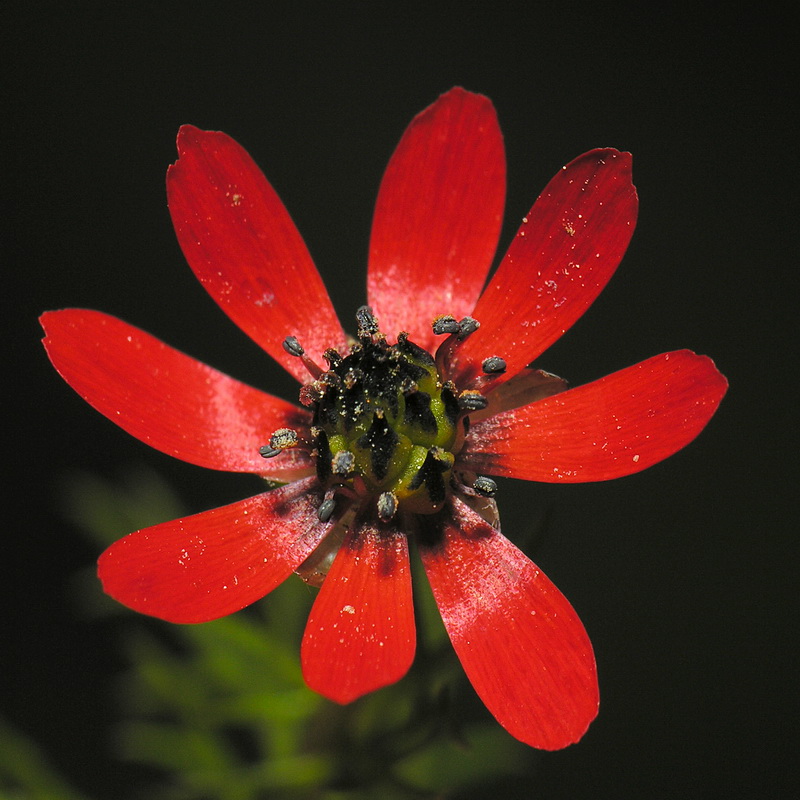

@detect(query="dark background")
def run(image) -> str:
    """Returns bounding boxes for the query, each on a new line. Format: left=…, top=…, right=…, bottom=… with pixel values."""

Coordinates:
left=4, top=3, right=796, bottom=798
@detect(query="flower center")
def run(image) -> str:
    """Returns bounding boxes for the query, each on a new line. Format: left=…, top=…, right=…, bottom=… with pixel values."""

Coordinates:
left=262, top=307, right=503, bottom=525
left=312, top=321, right=459, bottom=519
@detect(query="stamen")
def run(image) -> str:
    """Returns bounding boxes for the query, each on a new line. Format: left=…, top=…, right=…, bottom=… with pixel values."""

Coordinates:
left=434, top=316, right=481, bottom=374
left=377, top=491, right=398, bottom=522
left=270, top=428, right=298, bottom=449
left=432, top=315, right=460, bottom=336
left=317, top=489, right=338, bottom=522
left=331, top=449, right=356, bottom=477
left=458, top=390, right=489, bottom=412
left=283, top=335, right=323, bottom=379
left=457, top=317, right=480, bottom=339
left=472, top=476, right=498, bottom=498
left=282, top=336, right=305, bottom=357
left=259, top=427, right=299, bottom=457
left=482, top=356, right=507, bottom=374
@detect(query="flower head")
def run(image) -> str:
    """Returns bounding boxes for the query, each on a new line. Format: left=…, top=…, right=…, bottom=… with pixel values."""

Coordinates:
left=41, top=88, right=727, bottom=750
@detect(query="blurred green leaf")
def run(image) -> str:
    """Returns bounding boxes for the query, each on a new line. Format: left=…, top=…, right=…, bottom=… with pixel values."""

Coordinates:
left=0, top=717, right=92, bottom=800
left=59, top=465, right=187, bottom=547
left=120, top=720, right=231, bottom=776
left=395, top=723, right=531, bottom=794
left=184, top=610, right=306, bottom=688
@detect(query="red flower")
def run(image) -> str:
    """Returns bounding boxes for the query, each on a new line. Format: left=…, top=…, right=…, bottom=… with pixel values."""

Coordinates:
left=41, top=88, right=726, bottom=750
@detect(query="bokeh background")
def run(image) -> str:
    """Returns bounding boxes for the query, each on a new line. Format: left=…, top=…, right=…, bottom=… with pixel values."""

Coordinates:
left=4, top=3, right=795, bottom=798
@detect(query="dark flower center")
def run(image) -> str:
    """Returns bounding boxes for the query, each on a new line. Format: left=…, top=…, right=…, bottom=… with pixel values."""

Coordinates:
left=311, top=323, right=460, bottom=518
left=263, top=307, right=503, bottom=525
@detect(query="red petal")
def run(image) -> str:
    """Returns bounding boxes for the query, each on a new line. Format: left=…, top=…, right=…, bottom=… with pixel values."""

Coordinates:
left=98, top=477, right=330, bottom=623
left=449, top=149, right=638, bottom=385
left=301, top=519, right=415, bottom=703
left=167, top=126, right=346, bottom=382
left=368, top=88, right=505, bottom=352
left=463, top=351, right=727, bottom=482
left=419, top=497, right=597, bottom=750
left=41, top=309, right=313, bottom=478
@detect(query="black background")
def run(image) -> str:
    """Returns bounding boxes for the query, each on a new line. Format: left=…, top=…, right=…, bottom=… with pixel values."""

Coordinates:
left=4, top=3, right=796, bottom=798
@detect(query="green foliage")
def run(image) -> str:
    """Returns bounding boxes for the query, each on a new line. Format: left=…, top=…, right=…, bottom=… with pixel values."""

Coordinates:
left=0, top=718, right=93, bottom=800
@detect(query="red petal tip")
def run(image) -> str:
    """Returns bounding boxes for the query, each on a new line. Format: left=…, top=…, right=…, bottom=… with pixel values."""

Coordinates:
left=301, top=521, right=415, bottom=703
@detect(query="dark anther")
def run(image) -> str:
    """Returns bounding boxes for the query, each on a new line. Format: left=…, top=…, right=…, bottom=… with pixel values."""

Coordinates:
left=282, top=336, right=305, bottom=357
left=457, top=317, right=480, bottom=338
left=458, top=390, right=489, bottom=412
left=260, top=428, right=297, bottom=458
left=356, top=305, right=379, bottom=338
left=377, top=491, right=398, bottom=522
left=269, top=428, right=298, bottom=450
left=432, top=315, right=460, bottom=335
left=473, top=476, right=498, bottom=498
left=482, top=356, right=507, bottom=374
left=317, top=492, right=337, bottom=523
left=331, top=450, right=355, bottom=477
